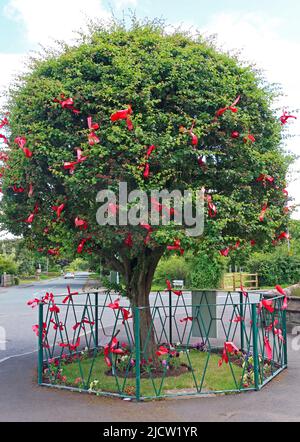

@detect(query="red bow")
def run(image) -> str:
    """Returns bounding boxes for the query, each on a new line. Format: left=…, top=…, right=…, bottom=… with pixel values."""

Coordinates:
left=104, top=337, right=125, bottom=367
left=205, top=194, right=217, bottom=218
left=50, top=319, right=64, bottom=331
left=264, top=336, right=272, bottom=360
left=218, top=342, right=239, bottom=367
left=77, top=238, right=91, bottom=254
left=52, top=203, right=65, bottom=219
left=277, top=232, right=290, bottom=241
left=15, top=137, right=33, bottom=158
left=259, top=203, right=268, bottom=222
left=32, top=322, right=47, bottom=338
left=74, top=217, right=88, bottom=230
left=244, top=134, right=256, bottom=143
left=167, top=239, right=184, bottom=255
left=216, top=96, right=240, bottom=117
left=256, top=174, right=274, bottom=186
left=275, top=285, right=288, bottom=310
left=124, top=232, right=133, bottom=248
left=0, top=117, right=9, bottom=129
left=0, top=151, right=9, bottom=162
left=240, top=285, right=248, bottom=298
left=110, top=105, right=133, bottom=131
left=12, top=185, right=25, bottom=193
left=280, top=111, right=297, bottom=125
left=143, top=162, right=150, bottom=179
left=54, top=95, right=80, bottom=114
left=47, top=248, right=60, bottom=256
left=179, top=124, right=199, bottom=146
left=165, top=279, right=182, bottom=296
left=108, top=298, right=132, bottom=323
left=63, top=285, right=79, bottom=304
left=258, top=299, right=274, bottom=314
left=0, top=134, right=8, bottom=144
left=180, top=317, right=193, bottom=323
left=231, top=316, right=244, bottom=323
left=73, top=317, right=95, bottom=331
left=59, top=337, right=81, bottom=351
left=220, top=247, right=230, bottom=257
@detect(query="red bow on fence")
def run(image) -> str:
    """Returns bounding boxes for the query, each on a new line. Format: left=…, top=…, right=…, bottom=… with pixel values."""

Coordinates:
left=218, top=342, right=239, bottom=367
left=63, top=285, right=79, bottom=304
left=108, top=298, right=132, bottom=323
left=104, top=337, right=125, bottom=367
left=73, top=317, right=95, bottom=331
left=59, top=337, right=81, bottom=352
left=275, top=285, right=288, bottom=310
left=165, top=279, right=183, bottom=297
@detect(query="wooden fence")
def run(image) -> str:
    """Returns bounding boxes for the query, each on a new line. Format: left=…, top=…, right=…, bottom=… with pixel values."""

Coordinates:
left=221, top=273, right=259, bottom=291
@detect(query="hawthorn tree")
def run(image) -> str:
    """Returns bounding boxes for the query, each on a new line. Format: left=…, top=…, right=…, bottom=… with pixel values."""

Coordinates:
left=0, top=21, right=292, bottom=353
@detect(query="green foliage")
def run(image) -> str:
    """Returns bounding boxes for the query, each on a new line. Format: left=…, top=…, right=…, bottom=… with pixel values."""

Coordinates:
left=0, top=19, right=291, bottom=298
left=0, top=255, right=18, bottom=275
left=189, top=252, right=226, bottom=289
left=246, top=248, right=300, bottom=287
left=67, top=257, right=90, bottom=272
left=153, top=255, right=191, bottom=287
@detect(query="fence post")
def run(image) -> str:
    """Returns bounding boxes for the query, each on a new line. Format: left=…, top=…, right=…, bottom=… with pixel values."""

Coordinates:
left=134, top=307, right=141, bottom=401
left=95, top=292, right=99, bottom=349
left=251, top=303, right=260, bottom=391
left=169, top=289, right=173, bottom=344
left=282, top=309, right=288, bottom=366
left=239, top=292, right=244, bottom=352
left=38, top=301, right=44, bottom=385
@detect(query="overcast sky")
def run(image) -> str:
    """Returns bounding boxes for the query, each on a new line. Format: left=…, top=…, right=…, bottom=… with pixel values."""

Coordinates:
left=0, top=0, right=299, bottom=222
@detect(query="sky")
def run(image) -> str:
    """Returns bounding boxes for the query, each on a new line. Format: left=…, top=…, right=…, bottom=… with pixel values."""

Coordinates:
left=0, top=0, right=299, bottom=220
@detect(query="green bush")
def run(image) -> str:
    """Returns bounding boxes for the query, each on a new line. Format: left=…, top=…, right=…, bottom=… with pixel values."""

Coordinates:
left=246, top=250, right=300, bottom=287
left=0, top=255, right=18, bottom=275
left=153, top=256, right=191, bottom=287
left=190, top=253, right=226, bottom=289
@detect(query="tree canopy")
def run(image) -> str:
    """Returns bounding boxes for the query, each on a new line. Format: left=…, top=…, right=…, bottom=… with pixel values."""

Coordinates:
left=0, top=21, right=292, bottom=305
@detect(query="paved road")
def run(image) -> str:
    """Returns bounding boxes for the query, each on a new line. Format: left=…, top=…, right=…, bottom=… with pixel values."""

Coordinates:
left=0, top=279, right=299, bottom=422
left=0, top=275, right=88, bottom=363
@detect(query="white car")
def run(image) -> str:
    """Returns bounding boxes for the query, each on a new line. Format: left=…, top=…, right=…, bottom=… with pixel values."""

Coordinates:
left=64, top=272, right=75, bottom=279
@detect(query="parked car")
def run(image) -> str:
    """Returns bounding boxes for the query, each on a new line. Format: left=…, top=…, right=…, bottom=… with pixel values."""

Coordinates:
left=64, top=272, right=75, bottom=279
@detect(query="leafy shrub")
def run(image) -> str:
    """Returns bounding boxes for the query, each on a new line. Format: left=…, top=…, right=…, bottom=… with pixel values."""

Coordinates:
left=246, top=250, right=300, bottom=287
left=0, top=255, right=19, bottom=275
left=153, top=256, right=191, bottom=287
left=190, top=253, right=226, bottom=289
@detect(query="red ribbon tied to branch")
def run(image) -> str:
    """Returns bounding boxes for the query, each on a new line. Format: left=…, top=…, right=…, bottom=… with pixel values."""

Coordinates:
left=0, top=117, right=9, bottom=129
left=54, top=94, right=80, bottom=115
left=259, top=203, right=268, bottom=222
left=77, top=237, right=91, bottom=254
left=165, top=279, right=183, bottom=296
left=216, top=96, right=240, bottom=117
left=75, top=217, right=88, bottom=230
left=124, top=232, right=133, bottom=248
left=220, top=247, right=230, bottom=257
left=104, top=337, right=126, bottom=367
left=52, top=203, right=65, bottom=219
left=167, top=239, right=184, bottom=255
left=179, top=123, right=199, bottom=147
left=218, top=342, right=239, bottom=367
left=256, top=174, right=274, bottom=186
left=205, top=194, right=217, bottom=218
left=280, top=111, right=297, bottom=125
left=0, top=134, right=8, bottom=144
left=15, top=137, right=33, bottom=158
left=110, top=105, right=133, bottom=131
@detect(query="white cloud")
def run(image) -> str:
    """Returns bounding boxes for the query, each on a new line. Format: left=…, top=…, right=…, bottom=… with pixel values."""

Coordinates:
left=114, top=0, right=138, bottom=10
left=3, top=0, right=111, bottom=45
left=201, top=12, right=300, bottom=218
left=0, top=53, right=27, bottom=109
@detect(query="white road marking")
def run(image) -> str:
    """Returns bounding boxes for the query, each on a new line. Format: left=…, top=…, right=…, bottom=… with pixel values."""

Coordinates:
left=0, top=349, right=37, bottom=364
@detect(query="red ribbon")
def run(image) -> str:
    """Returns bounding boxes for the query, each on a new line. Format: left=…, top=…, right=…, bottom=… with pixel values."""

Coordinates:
left=0, top=117, right=9, bottom=129
left=259, top=203, right=268, bottom=222
left=180, top=317, right=193, bottom=323
left=54, top=95, right=80, bottom=114
left=124, top=233, right=133, bottom=248
left=110, top=105, right=133, bottom=131
left=165, top=279, right=182, bottom=296
left=104, top=337, right=125, bottom=367
left=216, top=96, right=240, bottom=117
left=0, top=134, right=8, bottom=144
left=50, top=319, right=64, bottom=331
left=218, top=342, right=239, bottom=367
left=75, top=217, right=88, bottom=230
left=167, top=239, right=184, bottom=255
left=15, top=137, right=33, bottom=158
left=59, top=337, right=81, bottom=351
left=280, top=111, right=297, bottom=125
left=72, top=317, right=95, bottom=331
left=264, top=336, right=272, bottom=360
left=63, top=285, right=79, bottom=304
left=52, top=203, right=65, bottom=219
left=205, top=194, right=217, bottom=218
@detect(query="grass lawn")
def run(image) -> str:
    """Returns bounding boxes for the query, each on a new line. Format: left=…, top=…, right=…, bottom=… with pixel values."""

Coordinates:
left=54, top=350, right=244, bottom=398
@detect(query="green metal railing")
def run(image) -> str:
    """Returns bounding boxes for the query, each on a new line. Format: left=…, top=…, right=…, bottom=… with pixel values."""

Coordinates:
left=36, top=289, right=287, bottom=400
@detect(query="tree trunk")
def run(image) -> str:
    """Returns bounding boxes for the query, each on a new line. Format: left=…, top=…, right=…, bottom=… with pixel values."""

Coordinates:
left=124, top=247, right=164, bottom=363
